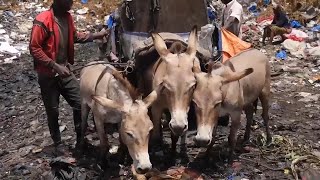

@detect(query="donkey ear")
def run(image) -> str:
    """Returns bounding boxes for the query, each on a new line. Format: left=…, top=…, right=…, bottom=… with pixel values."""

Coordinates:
left=151, top=33, right=171, bottom=58
left=186, top=25, right=198, bottom=56
left=92, top=95, right=128, bottom=113
left=222, top=68, right=254, bottom=84
left=192, top=57, right=202, bottom=73
left=142, top=82, right=164, bottom=108
left=142, top=91, right=158, bottom=108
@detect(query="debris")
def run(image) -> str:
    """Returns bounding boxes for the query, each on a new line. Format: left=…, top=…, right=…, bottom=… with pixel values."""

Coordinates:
left=47, top=157, right=86, bottom=180
left=290, top=20, right=302, bottom=28
left=297, top=93, right=320, bottom=102
left=0, top=42, right=20, bottom=55
left=284, top=169, right=290, bottom=175
left=109, top=145, right=119, bottom=154
left=32, top=147, right=43, bottom=154
left=12, top=165, right=31, bottom=176
left=18, top=21, right=33, bottom=33
left=3, top=56, right=18, bottom=64
left=112, top=132, right=119, bottom=139
left=81, top=0, right=88, bottom=4
left=282, top=39, right=306, bottom=58
left=18, top=145, right=36, bottom=157
left=76, top=7, right=89, bottom=15
left=59, top=125, right=67, bottom=132
left=275, top=50, right=287, bottom=60
left=291, top=155, right=320, bottom=180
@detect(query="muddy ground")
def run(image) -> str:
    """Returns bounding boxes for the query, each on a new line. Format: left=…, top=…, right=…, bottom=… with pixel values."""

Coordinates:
left=0, top=40, right=319, bottom=180
left=1, top=1, right=320, bottom=180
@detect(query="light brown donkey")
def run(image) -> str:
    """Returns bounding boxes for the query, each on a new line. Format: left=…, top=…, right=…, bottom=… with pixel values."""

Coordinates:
left=192, top=49, right=272, bottom=160
left=142, top=27, right=201, bottom=152
left=79, top=63, right=163, bottom=174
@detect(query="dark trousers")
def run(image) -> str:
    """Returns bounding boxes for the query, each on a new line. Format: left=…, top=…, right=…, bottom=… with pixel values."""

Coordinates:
left=38, top=73, right=82, bottom=145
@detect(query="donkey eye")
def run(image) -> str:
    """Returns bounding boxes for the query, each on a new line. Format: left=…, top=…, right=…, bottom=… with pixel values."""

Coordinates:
left=164, top=84, right=172, bottom=91
left=126, top=132, right=134, bottom=139
left=192, top=100, right=199, bottom=108
left=214, top=101, right=222, bottom=108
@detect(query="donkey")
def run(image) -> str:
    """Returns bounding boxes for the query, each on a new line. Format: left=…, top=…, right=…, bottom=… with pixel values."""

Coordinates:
left=192, top=49, right=272, bottom=160
left=79, top=63, right=163, bottom=174
left=140, top=26, right=201, bottom=152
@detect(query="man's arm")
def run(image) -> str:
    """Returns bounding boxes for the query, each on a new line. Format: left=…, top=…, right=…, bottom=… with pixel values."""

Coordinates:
left=74, top=29, right=109, bottom=43
left=29, top=24, right=54, bottom=67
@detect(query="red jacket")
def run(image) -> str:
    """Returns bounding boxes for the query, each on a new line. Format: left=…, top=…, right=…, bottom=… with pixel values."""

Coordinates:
left=29, top=8, right=92, bottom=76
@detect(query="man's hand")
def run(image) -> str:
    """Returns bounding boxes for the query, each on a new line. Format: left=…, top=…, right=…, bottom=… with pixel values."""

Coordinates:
left=92, top=28, right=110, bottom=40
left=52, top=63, right=70, bottom=77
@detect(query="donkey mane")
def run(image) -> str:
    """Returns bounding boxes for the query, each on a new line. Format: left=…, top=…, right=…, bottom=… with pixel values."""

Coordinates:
left=111, top=69, right=142, bottom=101
left=169, top=41, right=186, bottom=54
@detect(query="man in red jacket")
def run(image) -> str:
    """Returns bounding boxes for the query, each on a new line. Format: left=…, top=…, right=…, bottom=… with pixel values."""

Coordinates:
left=29, top=0, right=107, bottom=151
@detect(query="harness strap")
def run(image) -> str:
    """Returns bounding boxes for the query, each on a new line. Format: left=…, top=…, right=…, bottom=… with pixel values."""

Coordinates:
left=94, top=66, right=112, bottom=94
left=125, top=1, right=135, bottom=23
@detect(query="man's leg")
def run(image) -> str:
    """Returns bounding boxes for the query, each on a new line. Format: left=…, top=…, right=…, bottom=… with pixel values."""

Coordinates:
left=38, top=74, right=61, bottom=146
left=269, top=26, right=276, bottom=44
left=262, top=26, right=271, bottom=45
left=59, top=74, right=82, bottom=144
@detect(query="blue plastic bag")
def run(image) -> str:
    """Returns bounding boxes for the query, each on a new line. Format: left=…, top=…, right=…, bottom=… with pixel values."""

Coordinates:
left=311, top=25, right=320, bottom=32
left=290, top=20, right=302, bottom=28
left=106, top=13, right=115, bottom=29
left=276, top=50, right=287, bottom=60
left=248, top=3, right=257, bottom=13
left=207, top=7, right=216, bottom=22
left=81, top=0, right=88, bottom=4
left=263, top=0, right=271, bottom=5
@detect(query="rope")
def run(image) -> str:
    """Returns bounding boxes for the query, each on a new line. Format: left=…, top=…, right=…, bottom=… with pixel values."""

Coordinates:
left=71, top=61, right=131, bottom=73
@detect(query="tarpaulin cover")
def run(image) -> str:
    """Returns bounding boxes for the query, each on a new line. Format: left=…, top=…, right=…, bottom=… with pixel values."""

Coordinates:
left=220, top=28, right=252, bottom=63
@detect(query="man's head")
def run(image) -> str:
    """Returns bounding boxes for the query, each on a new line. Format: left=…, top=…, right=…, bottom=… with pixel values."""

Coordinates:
left=221, top=0, right=232, bottom=5
left=53, top=0, right=73, bottom=13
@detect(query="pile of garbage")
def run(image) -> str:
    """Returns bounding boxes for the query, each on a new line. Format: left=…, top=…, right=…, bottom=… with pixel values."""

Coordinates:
left=238, top=1, right=320, bottom=88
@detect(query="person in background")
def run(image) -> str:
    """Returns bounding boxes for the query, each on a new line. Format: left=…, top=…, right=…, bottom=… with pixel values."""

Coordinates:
left=29, top=0, right=108, bottom=153
left=262, top=4, right=292, bottom=45
left=221, top=0, right=244, bottom=37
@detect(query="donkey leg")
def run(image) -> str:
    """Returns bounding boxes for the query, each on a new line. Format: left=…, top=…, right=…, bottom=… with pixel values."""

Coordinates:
left=150, top=104, right=164, bottom=146
left=259, top=91, right=272, bottom=144
left=243, top=104, right=254, bottom=143
left=93, top=114, right=109, bottom=164
left=228, top=112, right=241, bottom=162
left=79, top=101, right=90, bottom=150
